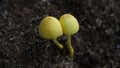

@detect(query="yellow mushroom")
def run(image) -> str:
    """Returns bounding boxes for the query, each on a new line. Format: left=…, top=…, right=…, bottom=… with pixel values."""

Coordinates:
left=59, top=14, right=79, bottom=60
left=38, top=16, right=63, bottom=49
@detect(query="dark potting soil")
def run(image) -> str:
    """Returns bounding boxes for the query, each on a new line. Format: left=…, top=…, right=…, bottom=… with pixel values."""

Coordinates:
left=0, top=0, right=120, bottom=68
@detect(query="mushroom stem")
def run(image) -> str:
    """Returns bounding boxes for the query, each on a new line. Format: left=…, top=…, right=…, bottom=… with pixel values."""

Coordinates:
left=67, top=35, right=74, bottom=60
left=53, top=39, right=63, bottom=49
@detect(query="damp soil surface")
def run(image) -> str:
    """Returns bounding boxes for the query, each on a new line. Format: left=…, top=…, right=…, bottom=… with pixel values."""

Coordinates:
left=0, top=0, right=120, bottom=68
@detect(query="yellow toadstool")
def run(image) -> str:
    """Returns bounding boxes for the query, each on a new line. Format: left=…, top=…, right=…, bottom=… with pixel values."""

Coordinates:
left=38, top=16, right=63, bottom=49
left=59, top=14, right=79, bottom=60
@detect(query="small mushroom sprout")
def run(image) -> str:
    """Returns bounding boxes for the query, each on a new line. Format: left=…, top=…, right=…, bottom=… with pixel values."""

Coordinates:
left=59, top=14, right=79, bottom=60
left=38, top=16, right=63, bottom=49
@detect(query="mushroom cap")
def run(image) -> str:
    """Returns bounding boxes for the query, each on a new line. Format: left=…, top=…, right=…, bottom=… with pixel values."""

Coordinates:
left=38, top=16, right=63, bottom=39
left=59, top=14, right=79, bottom=35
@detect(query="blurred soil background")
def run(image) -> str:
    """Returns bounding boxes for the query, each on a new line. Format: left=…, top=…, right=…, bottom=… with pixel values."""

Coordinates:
left=0, top=0, right=120, bottom=68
